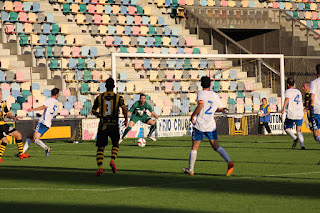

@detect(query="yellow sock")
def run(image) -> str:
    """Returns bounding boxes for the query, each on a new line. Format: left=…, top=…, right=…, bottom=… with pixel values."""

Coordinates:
left=96, top=148, right=104, bottom=169
left=111, top=146, right=119, bottom=162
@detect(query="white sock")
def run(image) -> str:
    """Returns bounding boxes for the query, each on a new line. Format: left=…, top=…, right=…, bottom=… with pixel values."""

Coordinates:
left=34, top=139, right=48, bottom=150
left=285, top=129, right=297, bottom=140
left=23, top=138, right=32, bottom=153
left=297, top=132, right=304, bottom=147
left=316, top=136, right=320, bottom=143
left=216, top=147, right=230, bottom=164
left=189, top=150, right=197, bottom=171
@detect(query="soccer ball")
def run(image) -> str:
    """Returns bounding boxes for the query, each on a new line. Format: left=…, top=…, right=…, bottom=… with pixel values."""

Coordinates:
left=258, top=110, right=264, bottom=116
left=137, top=138, right=146, bottom=147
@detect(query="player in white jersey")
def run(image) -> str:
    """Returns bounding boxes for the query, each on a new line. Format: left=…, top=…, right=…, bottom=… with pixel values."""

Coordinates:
left=182, top=76, right=234, bottom=176
left=310, top=65, right=320, bottom=145
left=22, top=88, right=60, bottom=157
left=281, top=78, right=305, bottom=149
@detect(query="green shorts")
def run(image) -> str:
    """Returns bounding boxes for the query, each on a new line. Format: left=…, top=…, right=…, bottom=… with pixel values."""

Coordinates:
left=130, top=115, right=151, bottom=124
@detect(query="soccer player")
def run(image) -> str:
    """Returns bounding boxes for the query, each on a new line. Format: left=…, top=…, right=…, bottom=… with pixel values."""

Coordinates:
left=92, top=78, right=128, bottom=176
left=258, top=98, right=272, bottom=135
left=281, top=78, right=305, bottom=149
left=120, top=93, right=159, bottom=143
left=23, top=88, right=60, bottom=157
left=182, top=76, right=234, bottom=176
left=310, top=64, right=320, bottom=145
left=302, top=82, right=312, bottom=130
left=0, top=90, right=29, bottom=162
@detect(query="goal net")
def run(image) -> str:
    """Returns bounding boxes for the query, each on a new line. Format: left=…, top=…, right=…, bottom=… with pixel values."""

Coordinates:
left=111, top=53, right=285, bottom=137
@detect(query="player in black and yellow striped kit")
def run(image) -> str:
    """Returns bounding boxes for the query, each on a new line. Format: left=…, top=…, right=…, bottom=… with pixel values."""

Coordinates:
left=92, top=78, right=128, bottom=176
left=0, top=90, right=29, bottom=163
left=302, top=82, right=313, bottom=130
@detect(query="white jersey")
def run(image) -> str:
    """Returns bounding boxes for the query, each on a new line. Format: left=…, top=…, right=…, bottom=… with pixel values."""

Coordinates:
left=38, top=97, right=59, bottom=128
left=194, top=90, right=223, bottom=132
left=284, top=88, right=304, bottom=120
left=310, top=77, right=320, bottom=114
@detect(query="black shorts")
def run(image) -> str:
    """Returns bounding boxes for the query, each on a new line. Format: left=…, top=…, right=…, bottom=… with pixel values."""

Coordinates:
left=0, top=124, right=17, bottom=139
left=96, top=123, right=120, bottom=147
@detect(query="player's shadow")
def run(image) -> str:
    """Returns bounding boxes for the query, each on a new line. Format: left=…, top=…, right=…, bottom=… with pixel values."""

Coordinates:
left=0, top=165, right=320, bottom=199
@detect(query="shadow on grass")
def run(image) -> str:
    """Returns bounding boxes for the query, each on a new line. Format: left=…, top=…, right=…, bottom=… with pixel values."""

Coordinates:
left=0, top=202, right=217, bottom=213
left=0, top=165, right=319, bottom=199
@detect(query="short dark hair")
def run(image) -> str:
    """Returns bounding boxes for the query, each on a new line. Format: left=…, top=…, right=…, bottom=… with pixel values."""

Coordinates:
left=316, top=64, right=320, bottom=75
left=51, top=88, right=60, bottom=96
left=286, top=78, right=295, bottom=87
left=201, top=76, right=211, bottom=88
left=105, top=77, right=115, bottom=90
left=261, top=97, right=267, bottom=102
left=140, top=93, right=146, bottom=98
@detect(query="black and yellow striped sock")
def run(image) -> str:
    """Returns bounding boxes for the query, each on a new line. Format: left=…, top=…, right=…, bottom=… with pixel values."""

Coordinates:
left=0, top=142, right=7, bottom=158
left=111, top=146, right=119, bottom=162
left=16, top=140, right=23, bottom=155
left=96, top=148, right=104, bottom=169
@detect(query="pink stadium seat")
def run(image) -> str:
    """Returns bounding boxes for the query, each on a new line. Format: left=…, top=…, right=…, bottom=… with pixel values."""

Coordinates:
left=59, top=108, right=69, bottom=117
left=94, top=14, right=101, bottom=24
left=134, top=59, right=143, bottom=69
left=215, top=60, right=222, bottom=68
left=88, top=4, right=95, bottom=13
left=18, top=12, right=28, bottom=21
left=312, top=11, right=317, bottom=20
left=27, top=96, right=36, bottom=105
left=184, top=48, right=192, bottom=54
left=92, top=71, right=101, bottom=80
left=179, top=0, right=186, bottom=5
left=92, top=0, right=99, bottom=3
left=128, top=6, right=136, bottom=14
left=165, top=82, right=173, bottom=92
left=74, top=102, right=83, bottom=110
left=272, top=2, right=278, bottom=8
left=166, top=70, right=174, bottom=80
left=132, top=26, right=140, bottom=34
left=164, top=99, right=173, bottom=107
left=186, top=37, right=193, bottom=46
left=222, top=0, right=228, bottom=7
left=62, top=89, right=71, bottom=98
left=237, top=98, right=244, bottom=105
left=5, top=24, right=15, bottom=34
left=22, top=102, right=32, bottom=111
left=72, top=46, right=81, bottom=57
left=134, top=16, right=142, bottom=25
left=1, top=83, right=10, bottom=90
left=144, top=47, right=153, bottom=53
left=105, top=36, right=114, bottom=46
left=245, top=81, right=252, bottom=90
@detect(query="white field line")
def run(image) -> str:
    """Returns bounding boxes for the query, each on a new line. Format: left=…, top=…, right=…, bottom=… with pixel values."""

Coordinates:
left=0, top=171, right=319, bottom=192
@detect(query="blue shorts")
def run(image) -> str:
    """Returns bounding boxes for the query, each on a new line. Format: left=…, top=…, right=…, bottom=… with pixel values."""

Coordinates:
left=312, top=114, right=320, bottom=130
left=192, top=128, right=218, bottom=141
left=35, top=123, right=49, bottom=136
left=284, top=118, right=303, bottom=129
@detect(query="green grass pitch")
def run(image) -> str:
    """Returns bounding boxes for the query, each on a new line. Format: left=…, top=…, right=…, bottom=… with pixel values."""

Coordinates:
left=1, top=134, right=320, bottom=212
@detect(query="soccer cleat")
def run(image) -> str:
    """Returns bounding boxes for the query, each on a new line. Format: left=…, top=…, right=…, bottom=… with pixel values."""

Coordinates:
left=19, top=153, right=30, bottom=159
left=301, top=146, right=306, bottom=150
left=182, top=167, right=194, bottom=176
left=109, top=161, right=118, bottom=173
left=118, top=138, right=123, bottom=144
left=0, top=158, right=4, bottom=163
left=94, top=168, right=103, bottom=176
left=226, top=161, right=234, bottom=176
left=45, top=147, right=52, bottom=158
left=148, top=136, right=157, bottom=141
left=292, top=138, right=299, bottom=149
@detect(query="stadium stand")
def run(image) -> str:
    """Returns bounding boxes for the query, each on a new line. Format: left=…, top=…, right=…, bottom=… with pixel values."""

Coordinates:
left=0, top=0, right=296, bottom=119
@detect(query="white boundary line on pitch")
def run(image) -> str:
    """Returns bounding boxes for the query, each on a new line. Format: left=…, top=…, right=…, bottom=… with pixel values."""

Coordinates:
left=0, top=171, right=319, bottom=192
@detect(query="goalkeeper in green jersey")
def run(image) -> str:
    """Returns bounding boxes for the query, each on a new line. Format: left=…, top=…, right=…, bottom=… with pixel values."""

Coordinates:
left=120, top=94, right=159, bottom=143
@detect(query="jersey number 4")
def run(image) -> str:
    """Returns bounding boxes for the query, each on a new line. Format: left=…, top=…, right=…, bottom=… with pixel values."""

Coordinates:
left=294, top=94, right=300, bottom=105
